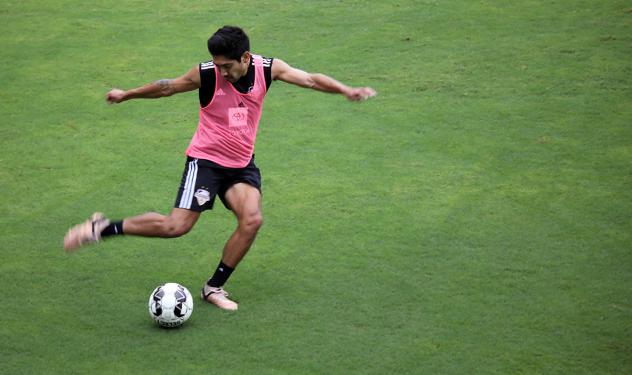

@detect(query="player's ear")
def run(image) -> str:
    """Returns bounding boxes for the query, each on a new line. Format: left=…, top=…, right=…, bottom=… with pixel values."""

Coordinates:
left=241, top=51, right=251, bottom=64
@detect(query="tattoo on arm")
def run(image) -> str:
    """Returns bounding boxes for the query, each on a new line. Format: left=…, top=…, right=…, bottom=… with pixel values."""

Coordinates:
left=156, top=79, right=172, bottom=86
left=155, top=79, right=175, bottom=96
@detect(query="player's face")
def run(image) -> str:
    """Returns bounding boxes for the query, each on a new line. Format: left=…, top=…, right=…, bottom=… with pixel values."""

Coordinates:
left=213, top=52, right=250, bottom=83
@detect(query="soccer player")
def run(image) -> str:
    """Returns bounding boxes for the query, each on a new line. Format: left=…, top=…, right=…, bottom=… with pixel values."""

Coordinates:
left=63, top=26, right=376, bottom=311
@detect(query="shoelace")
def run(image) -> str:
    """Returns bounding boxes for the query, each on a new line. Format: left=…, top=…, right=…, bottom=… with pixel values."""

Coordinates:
left=214, top=288, right=229, bottom=298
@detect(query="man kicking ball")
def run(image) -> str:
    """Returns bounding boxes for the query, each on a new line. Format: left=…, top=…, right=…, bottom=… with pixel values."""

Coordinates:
left=64, top=25, right=376, bottom=311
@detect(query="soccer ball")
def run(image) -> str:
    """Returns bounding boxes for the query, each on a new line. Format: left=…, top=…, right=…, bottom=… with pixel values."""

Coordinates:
left=148, top=283, right=193, bottom=328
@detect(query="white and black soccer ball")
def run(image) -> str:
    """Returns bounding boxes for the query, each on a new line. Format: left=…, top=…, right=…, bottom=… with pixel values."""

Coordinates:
left=148, top=283, right=193, bottom=328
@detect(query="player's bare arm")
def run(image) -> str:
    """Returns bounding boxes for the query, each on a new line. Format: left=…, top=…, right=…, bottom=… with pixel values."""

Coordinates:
left=271, top=58, right=376, bottom=101
left=106, top=65, right=202, bottom=104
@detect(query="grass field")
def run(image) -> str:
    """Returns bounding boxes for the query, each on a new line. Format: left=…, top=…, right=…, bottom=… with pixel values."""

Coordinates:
left=1, top=0, right=631, bottom=373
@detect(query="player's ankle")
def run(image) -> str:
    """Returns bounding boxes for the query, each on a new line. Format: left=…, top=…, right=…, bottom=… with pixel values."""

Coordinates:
left=101, top=221, right=124, bottom=238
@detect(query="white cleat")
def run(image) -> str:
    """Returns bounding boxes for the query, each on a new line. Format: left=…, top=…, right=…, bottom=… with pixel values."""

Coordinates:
left=63, top=212, right=110, bottom=252
left=201, top=286, right=238, bottom=311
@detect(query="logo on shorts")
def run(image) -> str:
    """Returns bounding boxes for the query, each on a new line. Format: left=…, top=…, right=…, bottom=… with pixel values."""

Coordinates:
left=194, top=189, right=211, bottom=206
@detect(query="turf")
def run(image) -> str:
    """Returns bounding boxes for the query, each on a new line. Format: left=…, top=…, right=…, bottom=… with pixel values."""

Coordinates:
left=1, top=0, right=631, bottom=373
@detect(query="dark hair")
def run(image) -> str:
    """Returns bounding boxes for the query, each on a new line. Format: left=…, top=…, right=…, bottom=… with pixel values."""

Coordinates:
left=207, top=26, right=250, bottom=61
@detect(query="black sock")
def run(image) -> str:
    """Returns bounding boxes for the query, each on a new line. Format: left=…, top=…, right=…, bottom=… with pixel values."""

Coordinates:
left=206, top=261, right=235, bottom=288
left=101, top=221, right=124, bottom=238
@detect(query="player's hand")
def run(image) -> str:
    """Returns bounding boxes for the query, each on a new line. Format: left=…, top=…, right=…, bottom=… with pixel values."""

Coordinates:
left=106, top=88, right=127, bottom=104
left=345, top=87, right=377, bottom=102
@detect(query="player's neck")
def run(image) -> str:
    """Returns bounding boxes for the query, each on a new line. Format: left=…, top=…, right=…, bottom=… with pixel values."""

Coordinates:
left=237, top=56, right=252, bottom=79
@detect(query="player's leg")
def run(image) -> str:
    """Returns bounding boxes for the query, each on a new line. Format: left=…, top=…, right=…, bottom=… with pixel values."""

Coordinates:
left=116, top=156, right=208, bottom=239
left=63, top=208, right=200, bottom=252
left=120, top=208, right=200, bottom=238
left=220, top=182, right=263, bottom=267
left=64, top=157, right=211, bottom=252
left=202, top=182, right=262, bottom=310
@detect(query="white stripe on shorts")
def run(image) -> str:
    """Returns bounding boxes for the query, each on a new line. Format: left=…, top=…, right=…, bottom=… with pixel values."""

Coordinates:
left=179, top=159, right=198, bottom=209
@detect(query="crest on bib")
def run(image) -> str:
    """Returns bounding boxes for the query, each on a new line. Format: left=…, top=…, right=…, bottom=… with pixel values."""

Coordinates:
left=229, top=107, right=249, bottom=128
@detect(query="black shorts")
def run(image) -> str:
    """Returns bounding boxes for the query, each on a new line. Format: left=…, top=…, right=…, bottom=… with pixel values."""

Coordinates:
left=174, top=156, right=262, bottom=212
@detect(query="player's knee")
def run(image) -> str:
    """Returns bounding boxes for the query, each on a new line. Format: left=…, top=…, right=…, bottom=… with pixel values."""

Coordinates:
left=162, top=220, right=193, bottom=238
left=240, top=213, right=263, bottom=235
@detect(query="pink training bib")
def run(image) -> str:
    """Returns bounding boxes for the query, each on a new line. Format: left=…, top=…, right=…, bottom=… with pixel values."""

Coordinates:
left=186, top=54, right=267, bottom=168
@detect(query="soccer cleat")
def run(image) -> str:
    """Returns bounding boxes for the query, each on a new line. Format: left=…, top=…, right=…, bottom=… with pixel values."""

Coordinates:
left=201, top=286, right=238, bottom=311
left=63, top=212, right=110, bottom=252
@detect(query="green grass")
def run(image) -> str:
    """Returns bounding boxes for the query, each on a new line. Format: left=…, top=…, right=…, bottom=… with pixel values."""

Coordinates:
left=1, top=0, right=631, bottom=373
